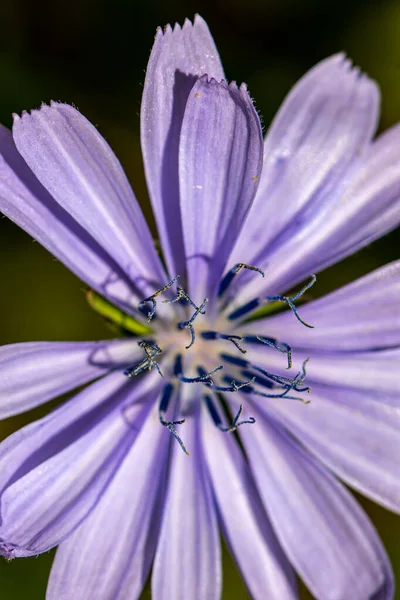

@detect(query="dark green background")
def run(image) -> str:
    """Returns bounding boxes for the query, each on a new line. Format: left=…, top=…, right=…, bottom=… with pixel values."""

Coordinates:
left=0, top=0, right=399, bottom=598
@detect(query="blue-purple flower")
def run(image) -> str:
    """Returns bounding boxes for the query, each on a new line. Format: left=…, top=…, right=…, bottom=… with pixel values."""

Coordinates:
left=0, top=14, right=399, bottom=600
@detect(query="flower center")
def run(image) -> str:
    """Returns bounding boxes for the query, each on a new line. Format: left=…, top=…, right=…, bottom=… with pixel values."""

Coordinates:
left=117, top=264, right=316, bottom=455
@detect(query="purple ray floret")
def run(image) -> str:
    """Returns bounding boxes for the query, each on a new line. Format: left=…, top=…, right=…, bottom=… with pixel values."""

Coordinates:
left=0, top=13, right=399, bottom=600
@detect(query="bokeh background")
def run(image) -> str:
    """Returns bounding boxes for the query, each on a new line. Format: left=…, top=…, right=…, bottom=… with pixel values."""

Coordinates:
left=0, top=0, right=399, bottom=598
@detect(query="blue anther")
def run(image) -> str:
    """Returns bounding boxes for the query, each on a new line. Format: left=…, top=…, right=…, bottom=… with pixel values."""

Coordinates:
left=204, top=395, right=222, bottom=426
left=139, top=275, right=180, bottom=321
left=220, top=353, right=249, bottom=368
left=228, top=297, right=260, bottom=321
left=227, top=274, right=316, bottom=324
left=241, top=369, right=274, bottom=389
left=174, top=354, right=183, bottom=377
left=219, top=263, right=264, bottom=297
left=159, top=382, right=174, bottom=413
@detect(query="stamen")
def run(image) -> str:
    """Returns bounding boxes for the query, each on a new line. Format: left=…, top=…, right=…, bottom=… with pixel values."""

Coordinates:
left=199, top=366, right=255, bottom=393
left=224, top=374, right=310, bottom=403
left=213, top=378, right=255, bottom=393
left=204, top=395, right=255, bottom=432
left=219, top=263, right=264, bottom=297
left=139, top=275, right=180, bottom=321
left=247, top=387, right=310, bottom=403
left=159, top=383, right=189, bottom=455
left=201, top=331, right=247, bottom=354
left=179, top=365, right=223, bottom=385
left=252, top=358, right=311, bottom=394
left=178, top=297, right=209, bottom=349
left=255, top=336, right=292, bottom=369
left=228, top=274, right=317, bottom=324
left=262, top=275, right=316, bottom=328
left=174, top=354, right=183, bottom=377
left=124, top=340, right=163, bottom=378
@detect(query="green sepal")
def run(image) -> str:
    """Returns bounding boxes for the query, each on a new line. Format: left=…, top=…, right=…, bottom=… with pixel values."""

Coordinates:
left=87, top=290, right=152, bottom=336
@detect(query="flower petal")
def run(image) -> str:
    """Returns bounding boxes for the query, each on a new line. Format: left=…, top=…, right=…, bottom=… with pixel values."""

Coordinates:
left=254, top=382, right=400, bottom=513
left=260, top=120, right=400, bottom=296
left=179, top=77, right=263, bottom=301
left=152, top=406, right=221, bottom=600
left=298, top=347, right=400, bottom=396
left=226, top=54, right=380, bottom=303
left=244, top=260, right=400, bottom=351
left=240, top=407, right=394, bottom=600
left=46, top=401, right=170, bottom=600
left=202, top=402, right=297, bottom=600
left=0, top=372, right=159, bottom=557
left=0, top=125, right=137, bottom=310
left=141, top=15, right=224, bottom=279
left=0, top=339, right=140, bottom=419
left=12, top=103, right=165, bottom=297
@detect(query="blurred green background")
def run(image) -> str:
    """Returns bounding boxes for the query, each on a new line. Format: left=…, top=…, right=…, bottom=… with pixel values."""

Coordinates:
left=0, top=0, right=399, bottom=598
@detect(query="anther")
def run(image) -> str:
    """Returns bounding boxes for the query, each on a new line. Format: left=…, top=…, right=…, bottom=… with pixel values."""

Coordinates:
left=204, top=395, right=255, bottom=432
left=220, top=353, right=249, bottom=368
left=219, top=263, right=264, bottom=297
left=124, top=340, right=163, bottom=378
left=158, top=383, right=189, bottom=455
left=228, top=298, right=260, bottom=321
left=139, top=275, right=180, bottom=321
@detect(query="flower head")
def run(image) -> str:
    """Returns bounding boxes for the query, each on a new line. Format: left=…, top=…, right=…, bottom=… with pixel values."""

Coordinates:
left=0, top=14, right=399, bottom=600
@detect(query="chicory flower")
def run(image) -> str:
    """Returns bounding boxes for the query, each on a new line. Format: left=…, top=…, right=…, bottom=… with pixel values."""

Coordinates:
left=0, top=14, right=399, bottom=600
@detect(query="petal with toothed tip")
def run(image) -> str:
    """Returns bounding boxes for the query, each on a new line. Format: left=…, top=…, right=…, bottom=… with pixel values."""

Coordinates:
left=226, top=53, right=380, bottom=304
left=179, top=76, right=263, bottom=303
left=0, top=125, right=137, bottom=311
left=141, top=15, right=225, bottom=281
left=12, top=103, right=166, bottom=298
